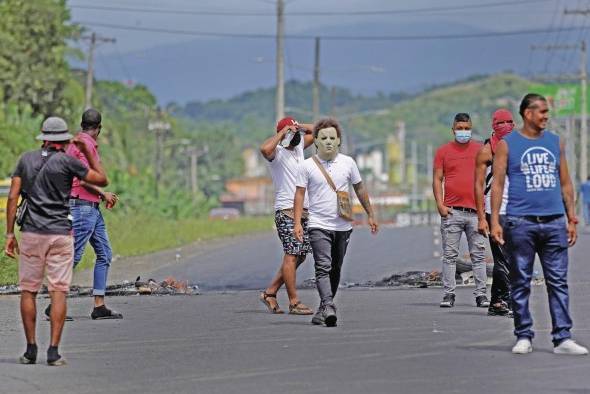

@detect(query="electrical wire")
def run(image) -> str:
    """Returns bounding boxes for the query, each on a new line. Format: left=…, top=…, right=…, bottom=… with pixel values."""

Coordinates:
left=70, top=0, right=555, bottom=17
left=77, top=21, right=588, bottom=41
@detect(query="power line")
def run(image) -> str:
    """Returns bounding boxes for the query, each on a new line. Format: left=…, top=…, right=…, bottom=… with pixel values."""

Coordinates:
left=70, top=0, right=554, bottom=17
left=77, top=21, right=588, bottom=41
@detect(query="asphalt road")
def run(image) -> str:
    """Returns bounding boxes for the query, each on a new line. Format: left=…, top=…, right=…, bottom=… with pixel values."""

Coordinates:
left=2, top=226, right=590, bottom=394
left=148, top=225, right=441, bottom=290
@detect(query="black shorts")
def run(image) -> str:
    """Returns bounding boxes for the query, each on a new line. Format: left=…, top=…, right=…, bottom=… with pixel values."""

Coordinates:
left=274, top=210, right=311, bottom=256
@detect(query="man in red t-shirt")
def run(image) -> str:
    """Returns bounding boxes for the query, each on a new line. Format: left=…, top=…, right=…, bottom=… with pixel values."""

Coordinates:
left=432, top=113, right=489, bottom=308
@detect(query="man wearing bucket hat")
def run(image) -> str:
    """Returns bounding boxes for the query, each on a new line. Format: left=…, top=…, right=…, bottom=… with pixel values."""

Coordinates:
left=259, top=116, right=315, bottom=315
left=4, top=116, right=108, bottom=366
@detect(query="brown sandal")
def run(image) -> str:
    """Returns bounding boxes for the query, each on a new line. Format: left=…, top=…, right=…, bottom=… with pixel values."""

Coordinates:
left=260, top=292, right=284, bottom=314
left=288, top=302, right=313, bottom=315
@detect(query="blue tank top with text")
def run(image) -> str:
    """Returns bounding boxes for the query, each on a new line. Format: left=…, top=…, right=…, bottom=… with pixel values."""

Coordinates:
left=505, top=130, right=565, bottom=216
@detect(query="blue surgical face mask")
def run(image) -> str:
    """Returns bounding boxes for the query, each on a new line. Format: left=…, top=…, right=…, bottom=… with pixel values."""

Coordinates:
left=454, top=129, right=472, bottom=144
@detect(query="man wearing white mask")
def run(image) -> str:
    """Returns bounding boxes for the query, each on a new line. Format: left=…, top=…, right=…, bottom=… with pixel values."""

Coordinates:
left=293, top=118, right=378, bottom=327
left=433, top=113, right=488, bottom=309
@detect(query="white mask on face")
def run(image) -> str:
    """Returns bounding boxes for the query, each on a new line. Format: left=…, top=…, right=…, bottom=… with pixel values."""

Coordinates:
left=454, top=129, right=472, bottom=144
left=315, top=127, right=340, bottom=161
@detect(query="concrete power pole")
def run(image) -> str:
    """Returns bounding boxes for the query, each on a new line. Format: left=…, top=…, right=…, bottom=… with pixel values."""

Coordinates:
left=312, top=37, right=321, bottom=122
left=397, top=121, right=406, bottom=184
left=563, top=8, right=590, bottom=179
left=148, top=111, right=171, bottom=198
left=530, top=41, right=588, bottom=181
left=411, top=140, right=418, bottom=211
left=276, top=0, right=285, bottom=121
left=581, top=41, right=588, bottom=182
left=82, top=32, right=115, bottom=110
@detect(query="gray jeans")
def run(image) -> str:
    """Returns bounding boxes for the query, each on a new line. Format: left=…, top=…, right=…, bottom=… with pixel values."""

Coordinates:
left=309, top=228, right=352, bottom=307
left=440, top=210, right=487, bottom=297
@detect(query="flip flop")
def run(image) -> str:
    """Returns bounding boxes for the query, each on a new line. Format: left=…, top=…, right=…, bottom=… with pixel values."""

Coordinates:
left=259, top=292, right=284, bottom=314
left=289, top=302, right=313, bottom=315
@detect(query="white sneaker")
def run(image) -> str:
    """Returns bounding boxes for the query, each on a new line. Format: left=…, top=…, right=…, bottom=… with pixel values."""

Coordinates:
left=553, top=339, right=589, bottom=355
left=512, top=338, right=533, bottom=354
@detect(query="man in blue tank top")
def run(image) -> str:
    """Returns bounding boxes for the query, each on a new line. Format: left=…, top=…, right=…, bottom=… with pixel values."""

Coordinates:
left=490, top=93, right=587, bottom=355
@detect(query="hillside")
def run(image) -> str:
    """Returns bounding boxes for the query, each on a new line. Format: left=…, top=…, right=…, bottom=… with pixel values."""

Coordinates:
left=172, top=73, right=531, bottom=148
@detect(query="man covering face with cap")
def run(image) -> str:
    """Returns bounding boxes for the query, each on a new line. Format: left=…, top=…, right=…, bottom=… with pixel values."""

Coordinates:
left=293, top=118, right=378, bottom=327
left=474, top=109, right=515, bottom=317
left=5, top=116, right=108, bottom=366
left=259, top=116, right=315, bottom=315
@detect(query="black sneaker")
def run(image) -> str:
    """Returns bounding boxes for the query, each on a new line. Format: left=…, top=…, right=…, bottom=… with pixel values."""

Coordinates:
left=311, top=307, right=325, bottom=325
left=324, top=305, right=337, bottom=327
left=18, top=344, right=37, bottom=365
left=487, top=301, right=513, bottom=317
left=44, top=305, right=73, bottom=322
left=47, top=346, right=66, bottom=367
left=440, top=293, right=455, bottom=308
left=476, top=295, right=490, bottom=308
left=91, top=305, right=123, bottom=320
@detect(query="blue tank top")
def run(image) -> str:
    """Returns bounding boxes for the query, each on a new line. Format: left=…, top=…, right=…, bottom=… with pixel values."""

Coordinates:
left=505, top=130, right=565, bottom=216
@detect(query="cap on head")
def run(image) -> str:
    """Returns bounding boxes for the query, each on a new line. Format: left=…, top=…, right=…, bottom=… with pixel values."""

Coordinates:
left=36, top=116, right=73, bottom=142
left=492, top=109, right=513, bottom=125
left=276, top=116, right=297, bottom=133
left=81, top=108, right=102, bottom=130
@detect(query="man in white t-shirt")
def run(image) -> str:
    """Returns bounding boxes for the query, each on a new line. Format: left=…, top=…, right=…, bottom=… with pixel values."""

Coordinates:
left=259, top=117, right=315, bottom=315
left=474, top=109, right=513, bottom=317
left=293, top=118, right=378, bottom=327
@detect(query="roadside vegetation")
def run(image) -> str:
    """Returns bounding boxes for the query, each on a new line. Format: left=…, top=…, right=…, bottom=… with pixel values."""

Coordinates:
left=0, top=215, right=273, bottom=285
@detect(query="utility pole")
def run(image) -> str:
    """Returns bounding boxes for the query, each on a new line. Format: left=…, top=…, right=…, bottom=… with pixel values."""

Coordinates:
left=581, top=40, right=588, bottom=182
left=148, top=110, right=171, bottom=198
left=397, top=121, right=406, bottom=185
left=276, top=0, right=285, bottom=121
left=312, top=37, right=321, bottom=122
left=411, top=140, right=418, bottom=211
left=426, top=144, right=434, bottom=223
left=187, top=146, right=208, bottom=196
left=530, top=41, right=587, bottom=181
left=82, top=32, right=115, bottom=109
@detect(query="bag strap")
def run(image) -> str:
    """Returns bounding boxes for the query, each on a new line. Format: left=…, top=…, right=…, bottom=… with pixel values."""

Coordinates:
left=23, top=150, right=53, bottom=198
left=312, top=155, right=337, bottom=192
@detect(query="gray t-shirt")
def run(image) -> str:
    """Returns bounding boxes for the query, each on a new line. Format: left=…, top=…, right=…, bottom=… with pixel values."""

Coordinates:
left=12, top=148, right=89, bottom=235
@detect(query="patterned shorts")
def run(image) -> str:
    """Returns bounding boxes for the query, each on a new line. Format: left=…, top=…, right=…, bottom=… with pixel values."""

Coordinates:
left=274, top=210, right=312, bottom=256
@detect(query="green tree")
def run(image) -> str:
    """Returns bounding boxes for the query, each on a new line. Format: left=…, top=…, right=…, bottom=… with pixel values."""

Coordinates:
left=0, top=0, right=79, bottom=116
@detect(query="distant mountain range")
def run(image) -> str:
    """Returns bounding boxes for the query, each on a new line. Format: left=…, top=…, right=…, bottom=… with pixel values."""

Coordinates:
left=91, top=20, right=551, bottom=104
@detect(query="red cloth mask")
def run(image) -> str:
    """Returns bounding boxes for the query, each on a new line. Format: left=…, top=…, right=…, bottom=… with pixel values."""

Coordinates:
left=490, top=109, right=514, bottom=153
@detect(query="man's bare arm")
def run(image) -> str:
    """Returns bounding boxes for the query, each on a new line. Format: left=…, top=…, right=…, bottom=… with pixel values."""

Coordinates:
left=491, top=141, right=508, bottom=223
left=559, top=139, right=576, bottom=221
left=475, top=145, right=491, bottom=222
left=353, top=181, right=374, bottom=217
left=260, top=128, right=288, bottom=161
left=293, top=186, right=306, bottom=241
left=5, top=177, right=21, bottom=236
left=298, top=123, right=315, bottom=149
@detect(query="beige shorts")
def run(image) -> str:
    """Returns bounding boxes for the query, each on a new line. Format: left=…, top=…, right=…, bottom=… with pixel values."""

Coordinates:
left=19, top=232, right=74, bottom=293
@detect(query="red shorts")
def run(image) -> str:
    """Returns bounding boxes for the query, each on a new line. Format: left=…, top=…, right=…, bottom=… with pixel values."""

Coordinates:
left=19, top=232, right=74, bottom=293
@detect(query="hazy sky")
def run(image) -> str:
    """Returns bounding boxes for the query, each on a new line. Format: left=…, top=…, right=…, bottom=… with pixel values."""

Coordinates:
left=69, top=0, right=580, bottom=53
left=67, top=0, right=590, bottom=102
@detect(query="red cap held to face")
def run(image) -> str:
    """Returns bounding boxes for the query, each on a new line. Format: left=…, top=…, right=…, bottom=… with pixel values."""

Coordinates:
left=276, top=117, right=297, bottom=132
left=492, top=109, right=513, bottom=126
left=490, top=109, right=514, bottom=154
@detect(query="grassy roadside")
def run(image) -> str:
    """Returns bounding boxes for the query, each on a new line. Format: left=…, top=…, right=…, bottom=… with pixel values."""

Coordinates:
left=0, top=215, right=273, bottom=285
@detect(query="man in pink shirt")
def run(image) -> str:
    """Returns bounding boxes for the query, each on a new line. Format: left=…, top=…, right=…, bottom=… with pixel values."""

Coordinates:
left=45, top=109, right=122, bottom=320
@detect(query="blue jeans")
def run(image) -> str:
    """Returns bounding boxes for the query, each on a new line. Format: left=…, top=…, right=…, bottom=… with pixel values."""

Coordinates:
left=583, top=202, right=590, bottom=226
left=504, top=215, right=572, bottom=344
left=70, top=204, right=112, bottom=296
